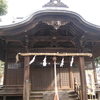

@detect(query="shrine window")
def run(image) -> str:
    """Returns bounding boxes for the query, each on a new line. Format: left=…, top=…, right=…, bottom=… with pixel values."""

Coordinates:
left=8, top=63, right=23, bottom=69
left=72, top=63, right=79, bottom=68
left=85, top=62, right=93, bottom=69
left=33, top=62, right=70, bottom=68
left=34, top=62, right=51, bottom=68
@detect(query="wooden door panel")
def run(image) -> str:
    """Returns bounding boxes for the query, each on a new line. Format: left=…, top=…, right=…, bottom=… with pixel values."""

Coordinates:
left=60, top=68, right=70, bottom=88
left=31, top=68, right=42, bottom=90
left=72, top=68, right=80, bottom=84
left=6, top=69, right=24, bottom=85
left=31, top=67, right=70, bottom=90
left=42, top=68, right=52, bottom=89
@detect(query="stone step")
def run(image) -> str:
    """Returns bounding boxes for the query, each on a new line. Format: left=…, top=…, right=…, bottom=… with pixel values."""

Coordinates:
left=69, top=99, right=79, bottom=100
left=69, top=93, right=78, bottom=96
left=68, top=91, right=79, bottom=100
left=30, top=92, right=43, bottom=95
left=68, top=91, right=76, bottom=94
left=30, top=95, right=43, bottom=98
left=69, top=94, right=77, bottom=96
left=30, top=90, right=79, bottom=100
left=30, top=91, right=43, bottom=100
left=30, top=98, right=43, bottom=100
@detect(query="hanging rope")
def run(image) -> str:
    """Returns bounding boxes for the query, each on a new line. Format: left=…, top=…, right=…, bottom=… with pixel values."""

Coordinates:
left=53, top=57, right=59, bottom=100
left=16, top=52, right=92, bottom=63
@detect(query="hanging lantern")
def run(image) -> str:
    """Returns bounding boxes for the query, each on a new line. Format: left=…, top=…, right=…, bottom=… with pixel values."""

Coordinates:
left=60, top=57, right=64, bottom=67
left=29, top=55, right=36, bottom=65
left=43, top=56, right=47, bottom=66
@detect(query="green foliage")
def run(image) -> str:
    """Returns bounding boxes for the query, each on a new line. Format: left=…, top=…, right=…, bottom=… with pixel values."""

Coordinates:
left=0, top=0, right=7, bottom=16
left=95, top=57, right=100, bottom=67
left=0, top=18, right=1, bottom=22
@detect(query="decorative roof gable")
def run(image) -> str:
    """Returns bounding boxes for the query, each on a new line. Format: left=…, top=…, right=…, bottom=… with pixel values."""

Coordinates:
left=43, top=0, right=68, bottom=8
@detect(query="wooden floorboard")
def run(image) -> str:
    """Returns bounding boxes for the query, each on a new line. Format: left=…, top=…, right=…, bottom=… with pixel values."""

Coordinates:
left=0, top=90, right=23, bottom=96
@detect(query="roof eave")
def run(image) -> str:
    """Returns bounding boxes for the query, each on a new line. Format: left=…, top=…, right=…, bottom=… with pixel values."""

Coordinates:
left=0, top=7, right=100, bottom=34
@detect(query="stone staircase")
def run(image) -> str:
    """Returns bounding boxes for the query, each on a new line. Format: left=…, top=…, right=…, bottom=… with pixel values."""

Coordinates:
left=30, top=91, right=43, bottom=100
left=29, top=90, right=79, bottom=100
left=68, top=91, right=79, bottom=100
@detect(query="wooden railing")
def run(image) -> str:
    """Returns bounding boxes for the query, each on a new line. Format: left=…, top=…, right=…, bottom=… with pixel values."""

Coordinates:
left=95, top=83, right=100, bottom=92
left=74, top=80, right=100, bottom=100
left=0, top=85, right=23, bottom=91
left=74, top=78, right=82, bottom=100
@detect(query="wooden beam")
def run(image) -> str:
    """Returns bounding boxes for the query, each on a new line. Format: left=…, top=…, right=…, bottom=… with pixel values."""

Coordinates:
left=4, top=36, right=100, bottom=43
left=4, top=36, right=74, bottom=43
left=79, top=56, right=87, bottom=100
left=29, top=48, right=78, bottom=53
left=29, top=36, right=74, bottom=41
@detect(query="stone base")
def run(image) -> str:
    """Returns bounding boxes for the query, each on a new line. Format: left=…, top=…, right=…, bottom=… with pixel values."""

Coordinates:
left=43, top=91, right=69, bottom=100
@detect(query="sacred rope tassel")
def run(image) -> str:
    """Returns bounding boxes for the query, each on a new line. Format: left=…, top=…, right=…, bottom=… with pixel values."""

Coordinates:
left=16, top=53, right=21, bottom=63
left=70, top=56, right=74, bottom=67
left=43, top=56, right=47, bottom=66
left=29, top=55, right=36, bottom=65
left=60, top=57, right=64, bottom=67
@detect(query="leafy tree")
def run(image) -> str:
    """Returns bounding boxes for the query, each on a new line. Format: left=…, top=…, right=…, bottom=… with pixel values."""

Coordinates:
left=95, top=57, right=100, bottom=67
left=0, top=0, right=7, bottom=16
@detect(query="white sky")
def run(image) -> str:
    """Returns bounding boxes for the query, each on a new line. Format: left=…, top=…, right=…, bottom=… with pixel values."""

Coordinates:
left=1, top=0, right=100, bottom=26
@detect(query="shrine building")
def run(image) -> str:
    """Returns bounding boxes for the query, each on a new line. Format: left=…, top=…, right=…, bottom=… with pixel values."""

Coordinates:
left=0, top=0, right=100, bottom=100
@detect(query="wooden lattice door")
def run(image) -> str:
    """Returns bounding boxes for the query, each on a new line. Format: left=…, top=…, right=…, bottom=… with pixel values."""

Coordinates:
left=30, top=61, right=70, bottom=91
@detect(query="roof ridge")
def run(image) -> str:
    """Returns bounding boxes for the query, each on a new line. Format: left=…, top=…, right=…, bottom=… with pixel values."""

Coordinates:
left=43, top=0, right=69, bottom=8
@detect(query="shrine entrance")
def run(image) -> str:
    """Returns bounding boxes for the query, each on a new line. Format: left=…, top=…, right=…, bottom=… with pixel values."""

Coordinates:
left=30, top=56, right=70, bottom=91
left=16, top=52, right=92, bottom=100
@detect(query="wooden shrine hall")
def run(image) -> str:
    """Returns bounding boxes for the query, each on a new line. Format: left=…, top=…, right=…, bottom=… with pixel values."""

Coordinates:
left=0, top=0, right=100, bottom=100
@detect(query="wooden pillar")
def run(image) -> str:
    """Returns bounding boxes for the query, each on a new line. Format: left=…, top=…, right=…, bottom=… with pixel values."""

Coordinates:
left=79, top=56, right=87, bottom=100
left=23, top=56, right=30, bottom=100
left=3, top=95, right=6, bottom=100
left=68, top=57, right=74, bottom=89
left=69, top=66, right=74, bottom=89
left=3, top=45, right=8, bottom=85
left=92, top=57, right=97, bottom=83
left=23, top=35, right=30, bottom=100
left=98, top=92, right=100, bottom=100
left=3, top=62, right=7, bottom=85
